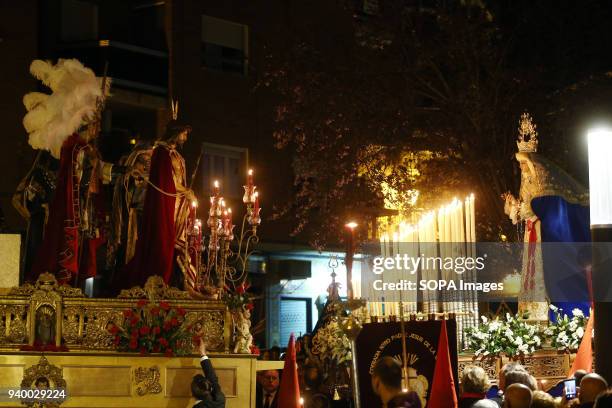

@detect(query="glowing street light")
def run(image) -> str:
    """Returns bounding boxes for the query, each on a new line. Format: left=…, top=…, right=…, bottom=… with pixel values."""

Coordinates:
left=588, top=128, right=612, bottom=227
left=344, top=221, right=358, bottom=299
left=587, top=126, right=612, bottom=383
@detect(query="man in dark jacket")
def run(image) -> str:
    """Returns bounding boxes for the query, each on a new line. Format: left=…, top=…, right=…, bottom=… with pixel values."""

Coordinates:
left=192, top=340, right=225, bottom=408
left=371, top=357, right=421, bottom=408
left=256, top=369, right=280, bottom=408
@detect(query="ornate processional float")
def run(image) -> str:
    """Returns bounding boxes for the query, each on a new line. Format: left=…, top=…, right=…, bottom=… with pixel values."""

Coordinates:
left=0, top=58, right=273, bottom=408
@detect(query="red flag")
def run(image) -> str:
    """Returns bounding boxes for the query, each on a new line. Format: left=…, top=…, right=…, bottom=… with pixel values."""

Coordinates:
left=277, top=334, right=301, bottom=408
left=428, top=320, right=458, bottom=408
left=569, top=311, right=594, bottom=376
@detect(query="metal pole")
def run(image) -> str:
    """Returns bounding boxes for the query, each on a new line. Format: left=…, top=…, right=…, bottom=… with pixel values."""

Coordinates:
left=350, top=338, right=361, bottom=408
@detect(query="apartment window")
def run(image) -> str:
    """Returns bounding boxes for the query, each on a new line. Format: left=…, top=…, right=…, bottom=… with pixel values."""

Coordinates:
left=201, top=143, right=248, bottom=199
left=279, top=297, right=312, bottom=347
left=201, top=15, right=249, bottom=75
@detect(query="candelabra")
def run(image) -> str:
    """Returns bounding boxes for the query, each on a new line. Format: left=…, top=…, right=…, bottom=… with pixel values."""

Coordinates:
left=186, top=169, right=261, bottom=298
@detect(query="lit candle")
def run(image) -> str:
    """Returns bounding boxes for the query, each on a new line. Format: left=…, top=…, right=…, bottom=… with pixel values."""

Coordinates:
left=213, top=180, right=220, bottom=196
left=247, top=169, right=254, bottom=186
left=470, top=194, right=476, bottom=243
left=254, top=192, right=259, bottom=213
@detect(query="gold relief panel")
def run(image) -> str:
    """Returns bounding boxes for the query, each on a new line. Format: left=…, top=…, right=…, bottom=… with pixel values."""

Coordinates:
left=521, top=354, right=569, bottom=378
left=133, top=366, right=162, bottom=396
left=165, top=366, right=237, bottom=398
left=63, top=365, right=132, bottom=396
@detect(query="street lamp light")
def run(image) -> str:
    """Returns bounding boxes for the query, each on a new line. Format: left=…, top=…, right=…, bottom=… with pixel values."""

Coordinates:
left=587, top=126, right=612, bottom=383
left=344, top=221, right=358, bottom=299
left=588, top=128, right=612, bottom=227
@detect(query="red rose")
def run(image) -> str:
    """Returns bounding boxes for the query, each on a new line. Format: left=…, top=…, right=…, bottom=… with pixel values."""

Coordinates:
left=151, top=307, right=160, bottom=316
left=130, top=316, right=140, bottom=326
left=109, top=324, right=119, bottom=334
left=170, top=317, right=179, bottom=327
left=177, top=307, right=186, bottom=316
left=123, top=309, right=133, bottom=318
left=163, top=321, right=172, bottom=331
left=164, top=348, right=173, bottom=357
left=137, top=299, right=149, bottom=308
left=159, top=338, right=169, bottom=347
left=159, top=301, right=170, bottom=311
left=236, top=284, right=245, bottom=294
left=139, top=326, right=150, bottom=335
left=129, top=339, right=138, bottom=350
left=246, top=303, right=254, bottom=311
left=152, top=326, right=161, bottom=335
left=250, top=345, right=260, bottom=355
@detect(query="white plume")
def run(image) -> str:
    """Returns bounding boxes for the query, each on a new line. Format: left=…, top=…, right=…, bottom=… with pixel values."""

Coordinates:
left=22, top=58, right=111, bottom=158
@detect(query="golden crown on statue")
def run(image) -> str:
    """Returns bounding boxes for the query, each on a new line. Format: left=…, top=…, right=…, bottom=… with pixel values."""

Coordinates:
left=517, top=111, right=538, bottom=153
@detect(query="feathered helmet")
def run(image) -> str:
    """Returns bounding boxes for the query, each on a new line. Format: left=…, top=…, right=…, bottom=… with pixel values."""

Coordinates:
left=22, top=59, right=110, bottom=159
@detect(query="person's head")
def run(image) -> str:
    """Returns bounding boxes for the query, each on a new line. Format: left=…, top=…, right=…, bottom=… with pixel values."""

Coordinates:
left=504, top=369, right=537, bottom=391
left=161, top=120, right=191, bottom=148
left=574, top=369, right=588, bottom=386
left=260, top=370, right=280, bottom=394
left=191, top=374, right=212, bottom=401
left=461, top=365, right=490, bottom=395
left=594, top=390, right=612, bottom=408
left=530, top=390, right=556, bottom=408
left=270, top=346, right=281, bottom=360
left=579, top=373, right=608, bottom=404
left=472, top=400, right=499, bottom=408
left=371, top=356, right=403, bottom=400
left=35, top=377, right=49, bottom=390
left=499, top=362, right=526, bottom=391
left=503, top=383, right=532, bottom=408
left=303, top=364, right=324, bottom=389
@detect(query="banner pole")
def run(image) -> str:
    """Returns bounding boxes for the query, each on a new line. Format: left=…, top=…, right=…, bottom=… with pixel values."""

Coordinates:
left=350, top=338, right=361, bottom=408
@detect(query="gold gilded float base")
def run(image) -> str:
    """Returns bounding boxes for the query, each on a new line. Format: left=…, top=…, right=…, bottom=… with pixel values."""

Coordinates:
left=0, top=353, right=258, bottom=407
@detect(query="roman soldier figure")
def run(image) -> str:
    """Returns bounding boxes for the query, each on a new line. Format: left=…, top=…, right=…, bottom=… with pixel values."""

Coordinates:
left=21, top=59, right=112, bottom=287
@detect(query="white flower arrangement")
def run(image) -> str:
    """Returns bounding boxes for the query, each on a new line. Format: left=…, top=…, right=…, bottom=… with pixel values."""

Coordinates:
left=543, top=305, right=588, bottom=352
left=312, top=318, right=352, bottom=364
left=466, top=313, right=543, bottom=358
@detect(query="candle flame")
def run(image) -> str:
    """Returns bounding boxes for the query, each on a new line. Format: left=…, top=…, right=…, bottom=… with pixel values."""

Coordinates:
left=345, top=221, right=358, bottom=229
left=248, top=169, right=253, bottom=175
left=214, top=180, right=219, bottom=188
left=192, top=200, right=198, bottom=208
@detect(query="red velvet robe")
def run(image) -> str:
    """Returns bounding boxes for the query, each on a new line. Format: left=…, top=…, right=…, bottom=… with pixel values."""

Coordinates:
left=120, top=144, right=177, bottom=289
left=29, top=134, right=103, bottom=285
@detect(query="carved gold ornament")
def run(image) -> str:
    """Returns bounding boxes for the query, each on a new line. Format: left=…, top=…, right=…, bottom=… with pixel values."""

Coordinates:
left=133, top=366, right=162, bottom=396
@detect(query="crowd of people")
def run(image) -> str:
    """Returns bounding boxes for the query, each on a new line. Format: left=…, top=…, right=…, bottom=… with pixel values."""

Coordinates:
left=190, top=341, right=612, bottom=408
left=459, top=363, right=611, bottom=408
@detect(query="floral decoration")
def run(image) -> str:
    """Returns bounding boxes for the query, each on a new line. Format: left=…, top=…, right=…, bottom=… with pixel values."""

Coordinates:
left=107, top=299, right=195, bottom=356
left=466, top=313, right=543, bottom=359
left=223, top=281, right=254, bottom=311
left=311, top=318, right=352, bottom=365
left=544, top=305, right=588, bottom=352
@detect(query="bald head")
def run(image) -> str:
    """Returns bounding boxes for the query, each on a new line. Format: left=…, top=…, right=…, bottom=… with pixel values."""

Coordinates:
left=579, top=373, right=608, bottom=404
left=503, top=383, right=532, bottom=408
